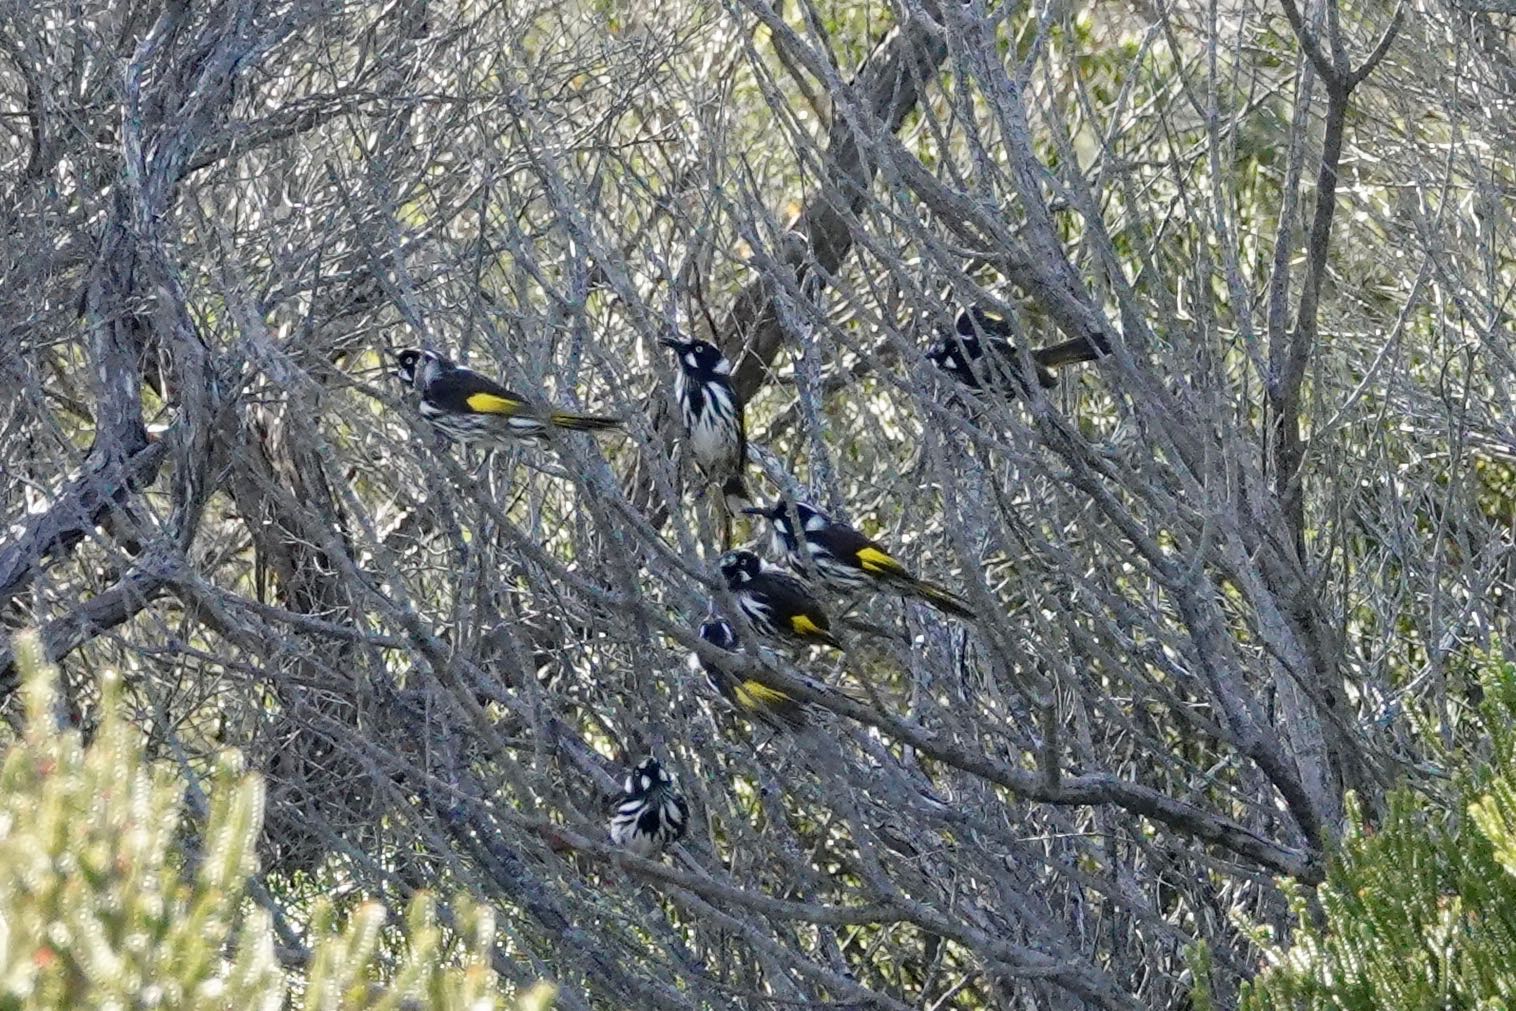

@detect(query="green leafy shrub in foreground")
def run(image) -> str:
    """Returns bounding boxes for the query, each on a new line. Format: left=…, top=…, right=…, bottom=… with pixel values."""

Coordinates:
left=1235, top=662, right=1516, bottom=1010
left=0, top=632, right=554, bottom=1010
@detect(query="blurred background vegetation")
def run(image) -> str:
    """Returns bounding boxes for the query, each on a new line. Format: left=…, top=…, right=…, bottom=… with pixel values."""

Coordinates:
left=0, top=632, right=556, bottom=1009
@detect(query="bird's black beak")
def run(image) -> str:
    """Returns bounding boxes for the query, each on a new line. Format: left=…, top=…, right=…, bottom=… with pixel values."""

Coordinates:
left=658, top=337, right=683, bottom=350
left=741, top=506, right=771, bottom=518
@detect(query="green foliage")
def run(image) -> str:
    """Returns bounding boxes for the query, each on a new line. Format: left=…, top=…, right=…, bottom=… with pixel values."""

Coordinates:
left=1234, top=660, right=1516, bottom=1010
left=0, top=632, right=553, bottom=1011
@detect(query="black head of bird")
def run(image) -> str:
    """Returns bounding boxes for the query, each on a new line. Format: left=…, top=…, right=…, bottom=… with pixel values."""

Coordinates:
left=624, top=756, right=675, bottom=797
left=718, top=549, right=763, bottom=586
left=660, top=336, right=732, bottom=378
left=609, top=756, right=689, bottom=856
left=392, top=347, right=422, bottom=386
left=695, top=617, right=739, bottom=654
left=925, top=337, right=989, bottom=389
left=392, top=347, right=451, bottom=391
left=745, top=500, right=828, bottom=557
left=747, top=499, right=830, bottom=530
left=689, top=617, right=739, bottom=682
left=688, top=618, right=739, bottom=684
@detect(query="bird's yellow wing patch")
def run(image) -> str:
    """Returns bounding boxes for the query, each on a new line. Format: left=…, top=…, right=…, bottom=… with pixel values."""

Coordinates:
left=790, top=614, right=827, bottom=637
left=735, top=681, right=793, bottom=709
left=856, top=545, right=908, bottom=577
left=465, top=392, right=524, bottom=415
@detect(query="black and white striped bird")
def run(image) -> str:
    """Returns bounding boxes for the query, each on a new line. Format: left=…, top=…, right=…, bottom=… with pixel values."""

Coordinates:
left=659, top=335, right=750, bottom=514
left=607, top=756, right=689, bottom=857
left=747, top=499, right=975, bottom=620
left=688, top=618, right=806, bottom=728
left=926, top=306, right=1104, bottom=396
left=392, top=348, right=621, bottom=445
left=718, top=550, right=842, bottom=651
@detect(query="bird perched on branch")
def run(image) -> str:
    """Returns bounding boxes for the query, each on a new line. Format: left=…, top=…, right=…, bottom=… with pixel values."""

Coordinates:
left=392, top=348, right=621, bottom=445
left=718, top=550, right=842, bottom=651
left=688, top=618, right=805, bottom=729
left=607, top=756, right=689, bottom=857
left=927, top=305, right=1105, bottom=396
left=747, top=499, right=975, bottom=620
left=659, top=334, right=750, bottom=515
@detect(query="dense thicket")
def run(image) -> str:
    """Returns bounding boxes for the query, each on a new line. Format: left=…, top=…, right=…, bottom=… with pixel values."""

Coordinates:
left=2, top=0, right=1512, bottom=1007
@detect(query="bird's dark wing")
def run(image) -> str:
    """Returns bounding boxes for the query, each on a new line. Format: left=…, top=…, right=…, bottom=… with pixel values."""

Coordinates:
left=814, top=524, right=912, bottom=580
left=977, top=338, right=1057, bottom=391
left=733, top=410, right=748, bottom=478
left=955, top=308, right=1059, bottom=391
left=716, top=668, right=805, bottom=727
left=669, top=795, right=690, bottom=842
left=759, top=571, right=833, bottom=635
left=814, top=522, right=976, bottom=619
left=725, top=379, right=751, bottom=506
left=425, top=368, right=532, bottom=417
left=732, top=380, right=748, bottom=459
left=959, top=306, right=1014, bottom=339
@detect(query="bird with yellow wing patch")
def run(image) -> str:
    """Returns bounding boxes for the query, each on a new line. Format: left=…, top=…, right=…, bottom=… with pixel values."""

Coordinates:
left=392, top=348, right=621, bottom=445
left=687, top=617, right=806, bottom=729
left=718, top=549, right=843, bottom=652
left=747, top=499, right=975, bottom=621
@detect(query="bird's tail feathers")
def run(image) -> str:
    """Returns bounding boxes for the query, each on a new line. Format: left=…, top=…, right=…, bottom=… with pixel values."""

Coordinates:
left=820, top=631, right=844, bottom=651
left=549, top=411, right=623, bottom=432
left=911, top=579, right=976, bottom=621
left=1034, top=335, right=1107, bottom=369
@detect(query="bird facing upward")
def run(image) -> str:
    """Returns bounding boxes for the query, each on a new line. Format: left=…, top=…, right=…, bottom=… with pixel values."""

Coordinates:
left=659, top=334, right=750, bottom=514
